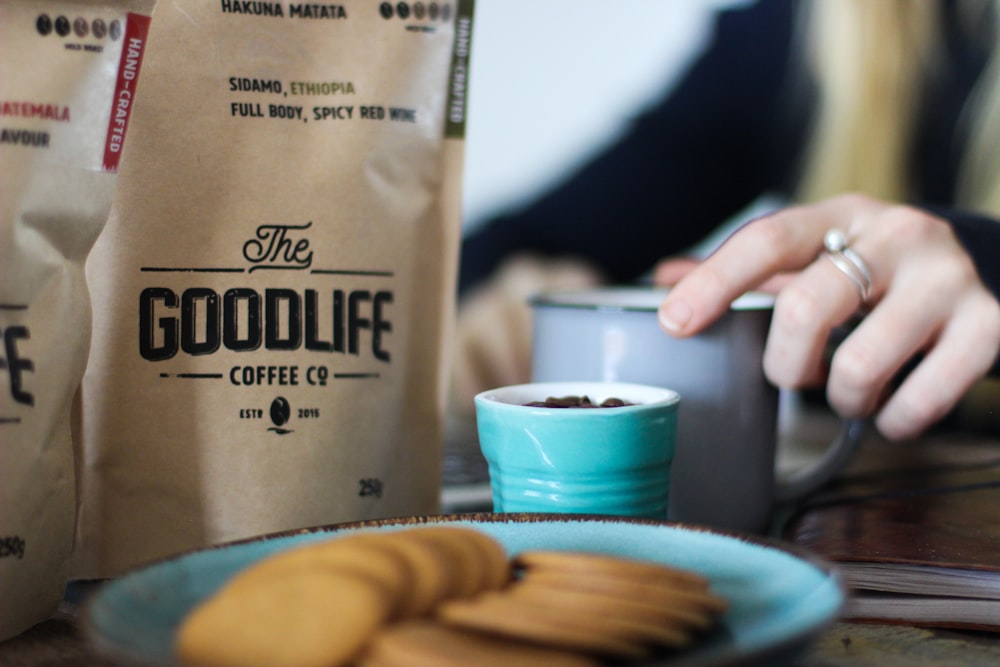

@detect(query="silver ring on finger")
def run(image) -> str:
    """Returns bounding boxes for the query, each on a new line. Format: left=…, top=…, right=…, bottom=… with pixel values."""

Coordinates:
left=822, top=228, right=872, bottom=304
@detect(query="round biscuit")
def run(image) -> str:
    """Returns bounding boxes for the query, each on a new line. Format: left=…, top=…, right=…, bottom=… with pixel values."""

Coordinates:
left=602, top=616, right=693, bottom=649
left=514, top=550, right=709, bottom=591
left=175, top=568, right=392, bottom=667
left=417, top=525, right=511, bottom=592
left=437, top=593, right=650, bottom=659
left=399, top=527, right=489, bottom=598
left=358, top=620, right=601, bottom=667
left=507, top=580, right=712, bottom=632
left=354, top=656, right=396, bottom=667
left=520, top=568, right=729, bottom=615
left=351, top=532, right=454, bottom=617
left=448, top=526, right=511, bottom=591
left=222, top=536, right=413, bottom=615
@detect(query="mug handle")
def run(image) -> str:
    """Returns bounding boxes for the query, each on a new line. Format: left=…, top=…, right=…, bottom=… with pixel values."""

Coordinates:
left=773, top=418, right=866, bottom=502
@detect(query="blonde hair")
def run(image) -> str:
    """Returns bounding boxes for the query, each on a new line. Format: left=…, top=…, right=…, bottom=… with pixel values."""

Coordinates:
left=797, top=0, right=1000, bottom=215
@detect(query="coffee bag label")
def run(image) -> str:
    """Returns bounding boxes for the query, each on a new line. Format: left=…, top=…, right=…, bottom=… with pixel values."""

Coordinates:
left=74, top=0, right=474, bottom=577
left=0, top=0, right=154, bottom=640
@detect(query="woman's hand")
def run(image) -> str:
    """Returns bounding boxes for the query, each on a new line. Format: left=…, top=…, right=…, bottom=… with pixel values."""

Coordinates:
left=654, top=194, right=1000, bottom=440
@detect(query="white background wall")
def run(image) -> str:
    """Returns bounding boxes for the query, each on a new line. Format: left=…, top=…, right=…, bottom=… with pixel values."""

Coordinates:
left=461, top=0, right=750, bottom=232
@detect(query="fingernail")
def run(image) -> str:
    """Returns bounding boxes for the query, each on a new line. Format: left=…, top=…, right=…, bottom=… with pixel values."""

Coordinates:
left=659, top=299, right=692, bottom=334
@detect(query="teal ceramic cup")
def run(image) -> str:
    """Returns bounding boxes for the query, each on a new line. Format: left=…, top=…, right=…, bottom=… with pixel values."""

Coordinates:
left=474, top=381, right=680, bottom=518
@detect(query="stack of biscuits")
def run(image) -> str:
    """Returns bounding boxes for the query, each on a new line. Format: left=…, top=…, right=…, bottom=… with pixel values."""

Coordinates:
left=175, top=525, right=728, bottom=667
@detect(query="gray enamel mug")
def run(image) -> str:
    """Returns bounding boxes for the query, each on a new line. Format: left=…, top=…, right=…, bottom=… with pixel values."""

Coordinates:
left=529, top=287, right=864, bottom=533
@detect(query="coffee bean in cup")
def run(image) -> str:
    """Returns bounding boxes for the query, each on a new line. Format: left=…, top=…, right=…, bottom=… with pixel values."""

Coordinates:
left=523, top=395, right=633, bottom=408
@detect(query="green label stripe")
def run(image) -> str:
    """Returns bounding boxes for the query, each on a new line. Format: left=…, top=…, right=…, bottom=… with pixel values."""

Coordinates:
left=445, top=0, right=475, bottom=139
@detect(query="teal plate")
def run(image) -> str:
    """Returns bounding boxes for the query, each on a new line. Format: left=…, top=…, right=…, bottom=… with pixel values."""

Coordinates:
left=83, top=513, right=844, bottom=666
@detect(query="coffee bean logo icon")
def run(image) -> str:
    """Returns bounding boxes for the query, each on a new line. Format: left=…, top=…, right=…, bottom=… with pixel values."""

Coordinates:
left=379, top=2, right=393, bottom=18
left=36, top=14, right=53, bottom=36
left=270, top=396, right=291, bottom=427
left=55, top=16, right=70, bottom=37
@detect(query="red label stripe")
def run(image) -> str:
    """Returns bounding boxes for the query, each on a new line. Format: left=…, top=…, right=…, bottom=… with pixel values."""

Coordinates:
left=102, top=12, right=152, bottom=172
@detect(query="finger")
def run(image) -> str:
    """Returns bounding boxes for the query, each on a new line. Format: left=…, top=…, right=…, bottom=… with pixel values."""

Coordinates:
left=651, top=257, right=700, bottom=286
left=762, top=256, right=867, bottom=389
left=823, top=286, right=947, bottom=419
left=875, top=292, right=1000, bottom=440
left=754, top=272, right=798, bottom=294
left=658, top=200, right=858, bottom=336
left=653, top=257, right=796, bottom=294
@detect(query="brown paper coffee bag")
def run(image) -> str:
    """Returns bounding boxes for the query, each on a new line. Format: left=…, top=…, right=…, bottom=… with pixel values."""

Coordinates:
left=74, top=0, right=474, bottom=577
left=0, top=0, right=154, bottom=639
